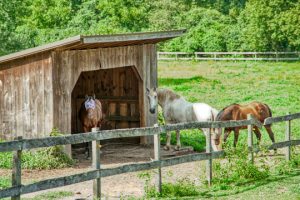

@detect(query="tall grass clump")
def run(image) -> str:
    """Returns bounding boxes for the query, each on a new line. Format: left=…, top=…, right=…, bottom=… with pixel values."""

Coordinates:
left=213, top=145, right=270, bottom=189
left=0, top=128, right=74, bottom=170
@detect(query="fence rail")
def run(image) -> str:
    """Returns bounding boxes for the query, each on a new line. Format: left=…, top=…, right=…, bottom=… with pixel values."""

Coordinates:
left=1, top=112, right=300, bottom=199
left=157, top=52, right=300, bottom=61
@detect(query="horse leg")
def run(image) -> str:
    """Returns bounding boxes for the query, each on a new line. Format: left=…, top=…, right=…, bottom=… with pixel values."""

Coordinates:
left=233, top=128, right=239, bottom=148
left=164, top=131, right=172, bottom=151
left=265, top=125, right=277, bottom=153
left=83, top=127, right=90, bottom=159
left=223, top=129, right=231, bottom=143
left=175, top=130, right=181, bottom=151
left=253, top=127, right=262, bottom=145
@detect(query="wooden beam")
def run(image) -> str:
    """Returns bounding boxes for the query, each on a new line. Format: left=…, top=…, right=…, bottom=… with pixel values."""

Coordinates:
left=264, top=112, right=300, bottom=125
left=11, top=137, right=22, bottom=200
left=0, top=120, right=255, bottom=152
left=0, top=126, right=162, bottom=152
left=285, top=113, right=291, bottom=161
left=0, top=151, right=224, bottom=199
left=268, top=140, right=300, bottom=150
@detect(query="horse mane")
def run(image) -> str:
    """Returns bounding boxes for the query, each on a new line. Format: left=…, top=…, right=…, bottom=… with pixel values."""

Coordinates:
left=216, top=103, right=239, bottom=121
left=157, top=88, right=181, bottom=104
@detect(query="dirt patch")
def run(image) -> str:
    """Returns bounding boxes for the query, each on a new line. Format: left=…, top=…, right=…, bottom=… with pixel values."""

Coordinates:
left=1, top=144, right=198, bottom=199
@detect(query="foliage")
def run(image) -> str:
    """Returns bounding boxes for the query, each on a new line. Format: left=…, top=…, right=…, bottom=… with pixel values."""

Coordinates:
left=137, top=171, right=200, bottom=198
left=213, top=145, right=270, bottom=188
left=0, top=129, right=74, bottom=170
left=1, top=0, right=300, bottom=56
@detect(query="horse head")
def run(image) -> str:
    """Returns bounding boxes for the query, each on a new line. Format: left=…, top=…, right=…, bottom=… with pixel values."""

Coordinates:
left=84, top=94, right=97, bottom=119
left=146, top=87, right=158, bottom=114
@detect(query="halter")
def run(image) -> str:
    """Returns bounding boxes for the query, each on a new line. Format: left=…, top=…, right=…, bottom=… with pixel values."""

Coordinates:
left=85, top=99, right=96, bottom=110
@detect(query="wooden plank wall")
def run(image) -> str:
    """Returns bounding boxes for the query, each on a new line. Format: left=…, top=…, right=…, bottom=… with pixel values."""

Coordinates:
left=52, top=44, right=158, bottom=145
left=0, top=53, right=53, bottom=140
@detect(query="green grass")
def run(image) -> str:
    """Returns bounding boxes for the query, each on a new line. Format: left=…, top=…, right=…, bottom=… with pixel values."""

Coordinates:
left=0, top=176, right=11, bottom=190
left=0, top=147, right=74, bottom=170
left=158, top=61, right=300, bottom=151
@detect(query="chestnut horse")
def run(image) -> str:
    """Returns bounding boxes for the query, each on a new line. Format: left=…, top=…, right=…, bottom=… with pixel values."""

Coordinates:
left=213, top=102, right=275, bottom=148
left=79, top=95, right=104, bottom=158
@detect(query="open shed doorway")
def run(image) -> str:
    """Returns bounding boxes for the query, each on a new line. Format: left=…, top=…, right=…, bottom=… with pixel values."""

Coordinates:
left=71, top=66, right=142, bottom=156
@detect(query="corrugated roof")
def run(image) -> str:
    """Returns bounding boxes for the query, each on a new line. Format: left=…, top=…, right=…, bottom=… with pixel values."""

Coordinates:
left=0, top=29, right=185, bottom=64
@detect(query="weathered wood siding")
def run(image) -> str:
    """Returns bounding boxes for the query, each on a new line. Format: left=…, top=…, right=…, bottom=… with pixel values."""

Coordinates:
left=52, top=44, right=157, bottom=141
left=0, top=53, right=53, bottom=140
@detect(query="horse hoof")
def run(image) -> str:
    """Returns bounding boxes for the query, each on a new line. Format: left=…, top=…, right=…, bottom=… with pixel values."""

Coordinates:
left=164, top=146, right=170, bottom=151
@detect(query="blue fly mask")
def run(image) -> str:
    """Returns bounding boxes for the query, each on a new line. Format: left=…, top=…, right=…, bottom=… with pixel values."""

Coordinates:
left=84, top=99, right=96, bottom=110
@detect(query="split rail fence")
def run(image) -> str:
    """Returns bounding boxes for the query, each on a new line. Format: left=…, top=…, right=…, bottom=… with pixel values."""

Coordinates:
left=157, top=52, right=300, bottom=61
left=0, top=112, right=300, bottom=199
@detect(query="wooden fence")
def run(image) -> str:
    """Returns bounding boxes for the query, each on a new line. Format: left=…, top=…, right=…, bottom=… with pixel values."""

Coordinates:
left=1, top=112, right=300, bottom=199
left=157, top=52, right=300, bottom=61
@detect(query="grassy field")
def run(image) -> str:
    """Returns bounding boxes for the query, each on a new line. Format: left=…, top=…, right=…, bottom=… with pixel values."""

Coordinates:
left=158, top=61, right=300, bottom=150
left=152, top=61, right=300, bottom=200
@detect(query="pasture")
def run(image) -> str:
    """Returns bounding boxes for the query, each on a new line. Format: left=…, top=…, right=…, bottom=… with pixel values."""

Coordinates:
left=1, top=61, right=300, bottom=200
left=158, top=61, right=300, bottom=150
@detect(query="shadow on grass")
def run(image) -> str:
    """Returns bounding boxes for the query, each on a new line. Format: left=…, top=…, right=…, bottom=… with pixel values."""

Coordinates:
left=198, top=170, right=300, bottom=198
left=159, top=76, right=211, bottom=86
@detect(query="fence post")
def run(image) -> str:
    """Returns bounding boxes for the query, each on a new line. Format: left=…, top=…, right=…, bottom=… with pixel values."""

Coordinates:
left=285, top=112, right=291, bottom=161
left=247, top=114, right=254, bottom=164
left=12, top=136, right=22, bottom=200
left=206, top=128, right=212, bottom=186
left=154, top=130, right=162, bottom=193
left=92, top=127, right=101, bottom=199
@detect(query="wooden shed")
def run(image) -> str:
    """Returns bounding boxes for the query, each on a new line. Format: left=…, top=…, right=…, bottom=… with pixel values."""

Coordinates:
left=0, top=30, right=184, bottom=154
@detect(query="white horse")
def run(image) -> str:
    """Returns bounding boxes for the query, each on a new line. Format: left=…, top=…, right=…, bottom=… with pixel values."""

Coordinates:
left=146, top=87, right=221, bottom=151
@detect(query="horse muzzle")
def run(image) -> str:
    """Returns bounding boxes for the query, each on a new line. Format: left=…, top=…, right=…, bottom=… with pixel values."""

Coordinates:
left=149, top=108, right=156, bottom=114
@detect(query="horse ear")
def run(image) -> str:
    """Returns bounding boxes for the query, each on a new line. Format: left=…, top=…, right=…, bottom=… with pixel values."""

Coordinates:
left=93, top=94, right=96, bottom=99
left=85, top=95, right=88, bottom=100
left=146, top=88, right=150, bottom=94
left=154, top=87, right=157, bottom=91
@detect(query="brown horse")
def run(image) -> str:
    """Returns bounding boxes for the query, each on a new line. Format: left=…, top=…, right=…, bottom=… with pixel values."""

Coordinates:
left=79, top=95, right=104, bottom=158
left=213, top=101, right=275, bottom=148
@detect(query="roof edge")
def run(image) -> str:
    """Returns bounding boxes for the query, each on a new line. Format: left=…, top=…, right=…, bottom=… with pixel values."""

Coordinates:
left=82, top=29, right=186, bottom=43
left=0, top=30, right=186, bottom=64
left=0, top=35, right=82, bottom=64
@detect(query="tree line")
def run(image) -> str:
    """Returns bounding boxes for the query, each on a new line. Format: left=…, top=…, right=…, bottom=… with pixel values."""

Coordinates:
left=0, top=0, right=299, bottom=56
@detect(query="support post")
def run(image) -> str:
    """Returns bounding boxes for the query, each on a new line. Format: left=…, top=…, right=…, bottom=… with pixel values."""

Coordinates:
left=92, top=127, right=101, bottom=199
left=12, top=136, right=22, bottom=200
left=154, top=132, right=162, bottom=193
left=285, top=112, right=291, bottom=161
left=247, top=114, right=254, bottom=164
left=206, top=128, right=212, bottom=186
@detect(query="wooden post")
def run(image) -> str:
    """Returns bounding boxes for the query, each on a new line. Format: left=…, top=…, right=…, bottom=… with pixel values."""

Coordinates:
left=285, top=112, right=291, bottom=161
left=206, top=129, right=212, bottom=186
left=12, top=136, right=22, bottom=200
left=92, top=127, right=101, bottom=199
left=247, top=114, right=254, bottom=164
left=154, top=132, right=162, bottom=193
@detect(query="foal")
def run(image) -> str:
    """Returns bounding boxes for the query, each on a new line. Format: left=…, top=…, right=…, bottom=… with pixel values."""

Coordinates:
left=213, top=102, right=275, bottom=148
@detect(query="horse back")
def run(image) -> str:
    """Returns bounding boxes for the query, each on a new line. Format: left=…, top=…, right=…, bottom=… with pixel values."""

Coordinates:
left=238, top=102, right=272, bottom=122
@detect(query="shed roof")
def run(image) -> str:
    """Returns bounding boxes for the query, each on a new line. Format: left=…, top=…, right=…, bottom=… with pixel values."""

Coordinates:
left=0, top=29, right=185, bottom=64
